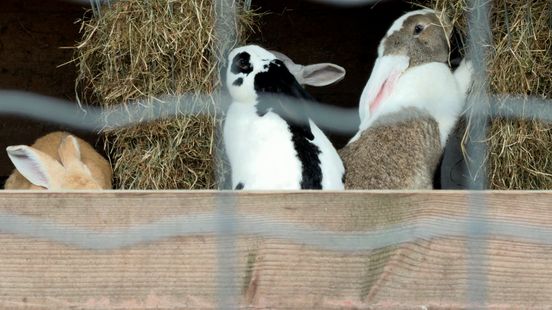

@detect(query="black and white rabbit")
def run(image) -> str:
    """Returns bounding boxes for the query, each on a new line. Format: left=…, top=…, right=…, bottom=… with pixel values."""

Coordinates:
left=223, top=45, right=345, bottom=190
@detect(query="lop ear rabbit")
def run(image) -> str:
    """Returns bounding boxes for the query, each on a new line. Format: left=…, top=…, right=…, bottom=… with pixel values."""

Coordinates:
left=343, top=9, right=471, bottom=189
left=4, top=131, right=112, bottom=190
left=224, top=45, right=344, bottom=190
left=351, top=9, right=469, bottom=145
left=269, top=50, right=346, bottom=87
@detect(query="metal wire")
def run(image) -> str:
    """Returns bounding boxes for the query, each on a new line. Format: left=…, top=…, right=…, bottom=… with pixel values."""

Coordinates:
left=464, top=0, right=493, bottom=305
left=213, top=0, right=240, bottom=308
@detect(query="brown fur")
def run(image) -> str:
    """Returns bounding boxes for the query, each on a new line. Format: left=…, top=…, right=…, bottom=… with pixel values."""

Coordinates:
left=383, top=12, right=450, bottom=67
left=339, top=108, right=441, bottom=190
left=4, top=132, right=112, bottom=190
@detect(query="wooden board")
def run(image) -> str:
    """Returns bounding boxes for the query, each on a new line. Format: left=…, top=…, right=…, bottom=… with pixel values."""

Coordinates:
left=0, top=191, right=551, bottom=309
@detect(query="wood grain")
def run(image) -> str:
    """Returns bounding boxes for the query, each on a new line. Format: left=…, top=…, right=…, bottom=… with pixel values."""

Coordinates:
left=0, top=191, right=551, bottom=309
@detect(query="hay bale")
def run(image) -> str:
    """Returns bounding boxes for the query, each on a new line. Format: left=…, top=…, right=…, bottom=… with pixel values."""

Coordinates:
left=74, top=0, right=257, bottom=189
left=418, top=0, right=552, bottom=189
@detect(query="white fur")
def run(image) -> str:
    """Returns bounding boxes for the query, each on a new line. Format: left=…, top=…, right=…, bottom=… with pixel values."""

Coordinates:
left=224, top=105, right=345, bottom=190
left=224, top=103, right=303, bottom=189
left=453, top=59, right=474, bottom=96
left=353, top=62, right=464, bottom=146
left=224, top=45, right=345, bottom=190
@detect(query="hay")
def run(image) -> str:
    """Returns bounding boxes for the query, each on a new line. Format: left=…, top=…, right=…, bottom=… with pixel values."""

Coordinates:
left=417, top=0, right=552, bottom=189
left=74, top=0, right=258, bottom=189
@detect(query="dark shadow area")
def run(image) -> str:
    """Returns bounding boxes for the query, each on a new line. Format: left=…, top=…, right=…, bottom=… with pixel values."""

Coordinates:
left=0, top=0, right=101, bottom=177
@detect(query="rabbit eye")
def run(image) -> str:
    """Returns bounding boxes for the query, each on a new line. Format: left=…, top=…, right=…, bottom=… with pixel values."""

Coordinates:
left=414, top=24, right=425, bottom=35
left=231, top=52, right=253, bottom=74
left=238, top=58, right=250, bottom=70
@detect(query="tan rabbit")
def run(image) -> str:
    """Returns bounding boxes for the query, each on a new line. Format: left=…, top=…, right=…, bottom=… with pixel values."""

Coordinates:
left=4, top=132, right=112, bottom=190
left=339, top=107, right=441, bottom=189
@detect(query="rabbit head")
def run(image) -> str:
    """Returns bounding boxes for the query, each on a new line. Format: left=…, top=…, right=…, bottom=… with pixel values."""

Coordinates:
left=225, top=45, right=280, bottom=104
left=6, top=134, right=104, bottom=190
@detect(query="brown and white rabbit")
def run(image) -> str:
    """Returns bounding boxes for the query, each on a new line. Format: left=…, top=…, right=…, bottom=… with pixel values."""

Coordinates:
left=4, top=131, right=112, bottom=190
left=342, top=9, right=471, bottom=189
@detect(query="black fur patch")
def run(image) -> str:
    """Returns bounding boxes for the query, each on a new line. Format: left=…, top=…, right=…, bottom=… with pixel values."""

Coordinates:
left=235, top=182, right=245, bottom=190
left=449, top=26, right=465, bottom=70
left=290, top=124, right=322, bottom=189
left=231, top=52, right=253, bottom=75
left=233, top=77, right=244, bottom=86
left=253, top=60, right=322, bottom=189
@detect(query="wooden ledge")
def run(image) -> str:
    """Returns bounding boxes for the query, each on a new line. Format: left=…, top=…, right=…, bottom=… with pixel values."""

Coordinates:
left=0, top=191, right=550, bottom=308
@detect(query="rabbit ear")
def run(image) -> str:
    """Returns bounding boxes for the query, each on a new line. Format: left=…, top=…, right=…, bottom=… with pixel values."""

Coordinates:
left=269, top=50, right=295, bottom=65
left=6, top=145, right=64, bottom=189
left=301, top=63, right=346, bottom=87
left=269, top=50, right=305, bottom=81
left=58, top=135, right=82, bottom=168
left=269, top=50, right=346, bottom=87
left=58, top=135, right=94, bottom=177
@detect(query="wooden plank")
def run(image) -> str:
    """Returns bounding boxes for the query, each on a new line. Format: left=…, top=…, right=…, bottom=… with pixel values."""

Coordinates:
left=0, top=191, right=551, bottom=308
